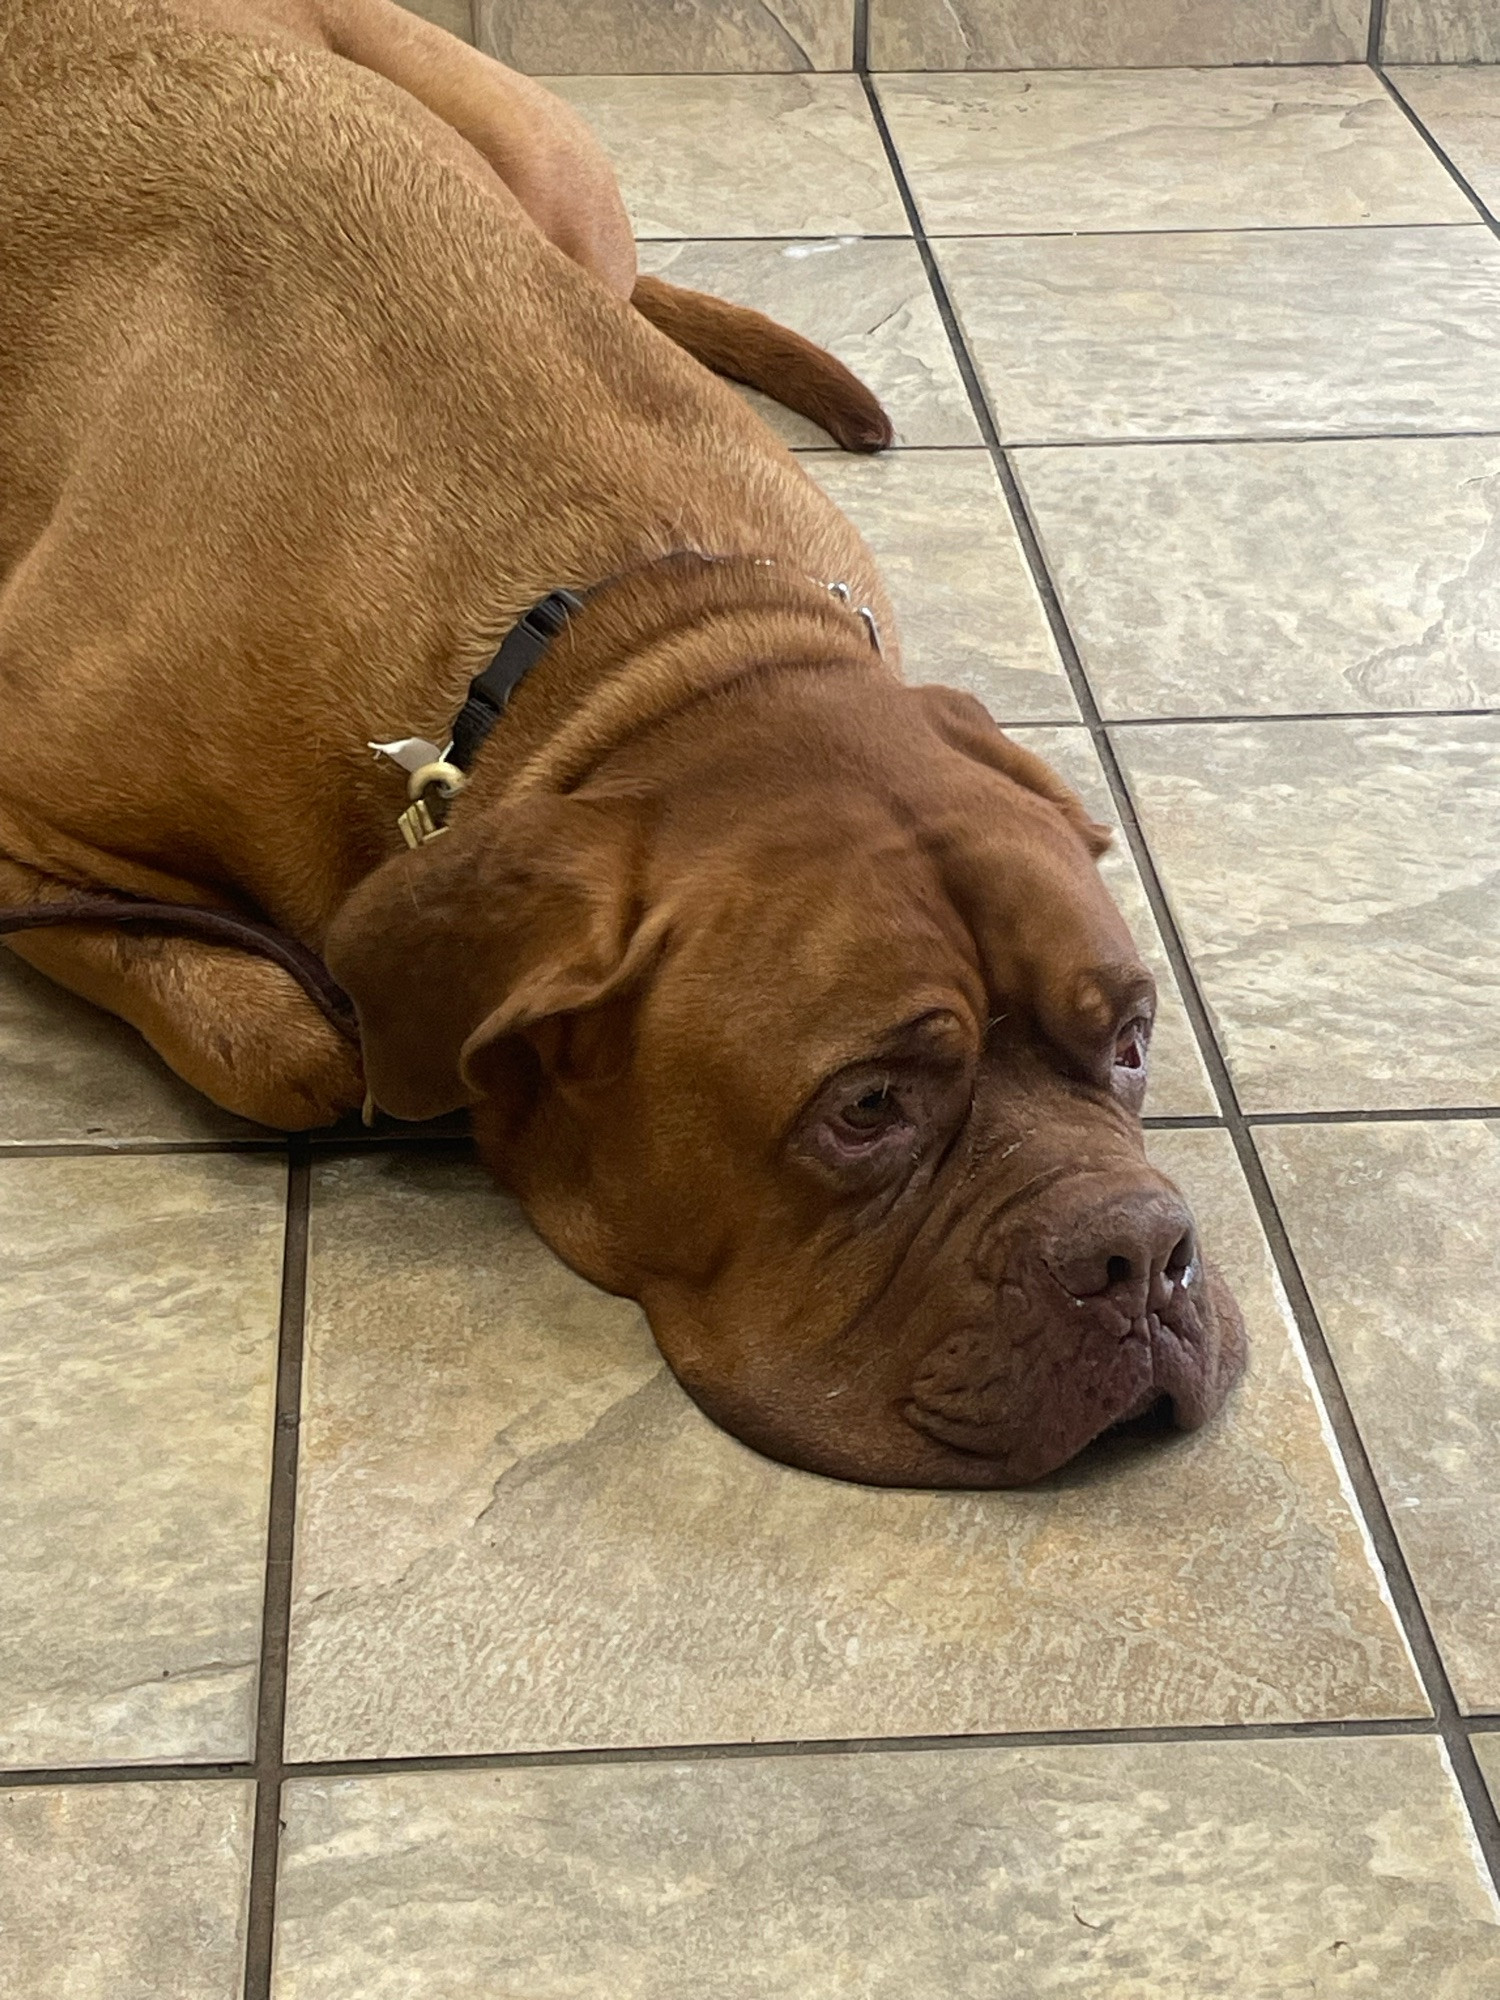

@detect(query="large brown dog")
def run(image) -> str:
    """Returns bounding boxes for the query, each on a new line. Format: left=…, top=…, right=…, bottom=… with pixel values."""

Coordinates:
left=0, top=0, right=1245, bottom=1485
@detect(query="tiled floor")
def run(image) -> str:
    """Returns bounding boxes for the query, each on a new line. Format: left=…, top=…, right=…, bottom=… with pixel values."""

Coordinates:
left=4, top=43, right=1500, bottom=2000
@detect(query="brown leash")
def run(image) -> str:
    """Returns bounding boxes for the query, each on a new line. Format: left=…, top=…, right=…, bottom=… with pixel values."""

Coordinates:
left=0, top=897, right=360, bottom=1041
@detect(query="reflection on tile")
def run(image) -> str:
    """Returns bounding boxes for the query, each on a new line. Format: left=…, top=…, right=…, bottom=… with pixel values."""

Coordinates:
left=1392, top=66, right=1500, bottom=211
left=0, top=1156, right=284, bottom=1767
left=1017, top=437, right=1500, bottom=718
left=1259, top=1120, right=1500, bottom=1712
left=1008, top=728, right=1216, bottom=1117
left=0, top=951, right=265, bottom=1145
left=868, top=0, right=1367, bottom=68
left=478, top=0, right=850, bottom=73
left=275, top=1738, right=1500, bottom=1998
left=285, top=1136, right=1420, bottom=1762
left=0, top=1781, right=252, bottom=2000
left=1384, top=0, right=1500, bottom=63
left=635, top=239, right=979, bottom=448
left=1115, top=717, right=1500, bottom=1113
left=806, top=450, right=1074, bottom=719
left=544, top=75, right=905, bottom=238
left=395, top=0, right=472, bottom=39
left=937, top=226, right=1500, bottom=443
left=878, top=69, right=1469, bottom=235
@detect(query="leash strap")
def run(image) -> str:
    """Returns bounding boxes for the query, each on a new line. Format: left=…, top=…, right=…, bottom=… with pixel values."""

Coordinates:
left=0, top=897, right=360, bottom=1041
left=2, top=560, right=883, bottom=1038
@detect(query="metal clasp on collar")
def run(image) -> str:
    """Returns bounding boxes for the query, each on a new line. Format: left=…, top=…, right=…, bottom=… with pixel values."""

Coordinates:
left=825, top=579, right=882, bottom=656
left=396, top=759, right=467, bottom=849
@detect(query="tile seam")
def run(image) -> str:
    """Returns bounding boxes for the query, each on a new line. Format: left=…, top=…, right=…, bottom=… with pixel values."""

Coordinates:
left=1378, top=68, right=1500, bottom=236
left=857, top=65, right=1500, bottom=1895
left=800, top=431, right=1500, bottom=448
left=1366, top=2, right=1387, bottom=67
left=241, top=1141, right=310, bottom=2000
left=638, top=223, right=1484, bottom=241
left=0, top=1713, right=1456, bottom=1789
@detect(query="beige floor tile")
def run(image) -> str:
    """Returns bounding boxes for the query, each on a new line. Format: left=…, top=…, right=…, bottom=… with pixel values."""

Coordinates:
left=1478, top=1732, right=1500, bottom=1808
left=877, top=69, right=1470, bottom=235
left=0, top=1155, right=284, bottom=1767
left=284, top=1133, right=1420, bottom=1763
left=936, top=226, right=1500, bottom=443
left=1384, top=0, right=1500, bottom=64
left=0, top=1780, right=252, bottom=2000
left=1016, top=437, right=1500, bottom=718
left=479, top=0, right=851, bottom=73
left=272, top=1738, right=1499, bottom=1999
left=542, top=75, right=906, bottom=238
left=1007, top=727, right=1217, bottom=1117
left=1259, top=1120, right=1500, bottom=1712
left=394, top=0, right=471, bottom=40
left=0, top=951, right=266, bottom=1145
left=1392, top=66, right=1500, bottom=211
left=635, top=238, right=978, bottom=448
left=868, top=0, right=1366, bottom=68
left=805, top=450, right=1075, bottom=719
left=1115, top=717, right=1500, bottom=1113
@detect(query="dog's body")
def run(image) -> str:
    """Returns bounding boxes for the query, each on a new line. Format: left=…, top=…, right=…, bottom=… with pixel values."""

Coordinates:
left=1, top=0, right=1245, bottom=1486
left=0, top=0, right=891, bottom=1125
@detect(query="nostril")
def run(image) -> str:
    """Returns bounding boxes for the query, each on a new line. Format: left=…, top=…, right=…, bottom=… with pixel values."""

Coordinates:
left=1165, top=1231, right=1196, bottom=1281
left=1046, top=1193, right=1198, bottom=1303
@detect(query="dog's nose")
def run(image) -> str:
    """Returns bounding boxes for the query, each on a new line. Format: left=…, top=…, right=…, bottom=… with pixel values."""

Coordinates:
left=1046, top=1189, right=1198, bottom=1305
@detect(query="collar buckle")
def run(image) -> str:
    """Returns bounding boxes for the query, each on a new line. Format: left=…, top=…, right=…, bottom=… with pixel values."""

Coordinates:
left=395, top=758, right=467, bottom=849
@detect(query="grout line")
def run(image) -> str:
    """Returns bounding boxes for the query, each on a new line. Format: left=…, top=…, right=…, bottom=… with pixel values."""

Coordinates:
left=915, top=219, right=1483, bottom=238
left=1378, top=68, right=1500, bottom=238
left=860, top=65, right=1500, bottom=1897
left=643, top=221, right=1482, bottom=247
left=851, top=0, right=868, bottom=72
left=512, top=61, right=1391, bottom=81
left=0, top=1132, right=474, bottom=1162
left=0, top=1763, right=257, bottom=1790
left=0, top=1137, right=289, bottom=1159
left=1366, top=1, right=1387, bottom=66
left=1099, top=709, right=1500, bottom=728
left=0, top=1714, right=1448, bottom=1791
left=241, top=1143, right=311, bottom=2000
left=1247, top=1105, right=1500, bottom=1127
left=799, top=430, right=1500, bottom=451
left=306, top=1127, right=473, bottom=1151
left=1000, top=426, right=1500, bottom=449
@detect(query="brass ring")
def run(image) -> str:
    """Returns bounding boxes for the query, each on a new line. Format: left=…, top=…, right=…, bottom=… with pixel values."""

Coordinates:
left=405, top=759, right=467, bottom=804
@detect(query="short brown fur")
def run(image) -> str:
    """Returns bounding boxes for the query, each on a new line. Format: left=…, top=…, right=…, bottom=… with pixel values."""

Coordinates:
left=0, top=0, right=1244, bottom=1485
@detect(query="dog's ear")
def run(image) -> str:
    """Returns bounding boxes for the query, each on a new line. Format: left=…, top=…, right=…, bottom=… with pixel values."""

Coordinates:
left=324, top=793, right=662, bottom=1121
left=916, top=684, right=1113, bottom=858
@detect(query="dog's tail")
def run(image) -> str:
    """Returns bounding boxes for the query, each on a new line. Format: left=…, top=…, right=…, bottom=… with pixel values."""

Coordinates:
left=632, top=275, right=893, bottom=454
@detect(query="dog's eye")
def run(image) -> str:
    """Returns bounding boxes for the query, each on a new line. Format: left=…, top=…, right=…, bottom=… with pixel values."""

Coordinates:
left=1113, top=1019, right=1150, bottom=1072
left=838, top=1083, right=898, bottom=1132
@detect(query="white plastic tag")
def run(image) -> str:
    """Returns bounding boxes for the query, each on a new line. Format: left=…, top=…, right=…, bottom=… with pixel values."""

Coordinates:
left=369, top=736, right=447, bottom=774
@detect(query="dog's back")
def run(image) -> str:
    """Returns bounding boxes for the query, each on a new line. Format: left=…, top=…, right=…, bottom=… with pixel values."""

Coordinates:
left=0, top=0, right=886, bottom=921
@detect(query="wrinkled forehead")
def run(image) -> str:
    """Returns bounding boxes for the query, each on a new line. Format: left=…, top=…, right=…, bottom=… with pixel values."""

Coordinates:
left=653, top=837, right=985, bottom=1077
left=647, top=786, right=1149, bottom=1091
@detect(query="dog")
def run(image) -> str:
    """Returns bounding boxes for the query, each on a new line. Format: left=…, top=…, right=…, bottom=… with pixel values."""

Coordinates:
left=0, top=0, right=1245, bottom=1486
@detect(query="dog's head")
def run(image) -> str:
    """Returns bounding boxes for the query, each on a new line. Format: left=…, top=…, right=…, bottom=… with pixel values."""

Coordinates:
left=326, top=678, right=1244, bottom=1486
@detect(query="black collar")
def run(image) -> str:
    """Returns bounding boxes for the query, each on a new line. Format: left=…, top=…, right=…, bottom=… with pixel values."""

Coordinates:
left=447, top=587, right=584, bottom=772
left=447, top=555, right=883, bottom=775
left=386, top=557, right=883, bottom=847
